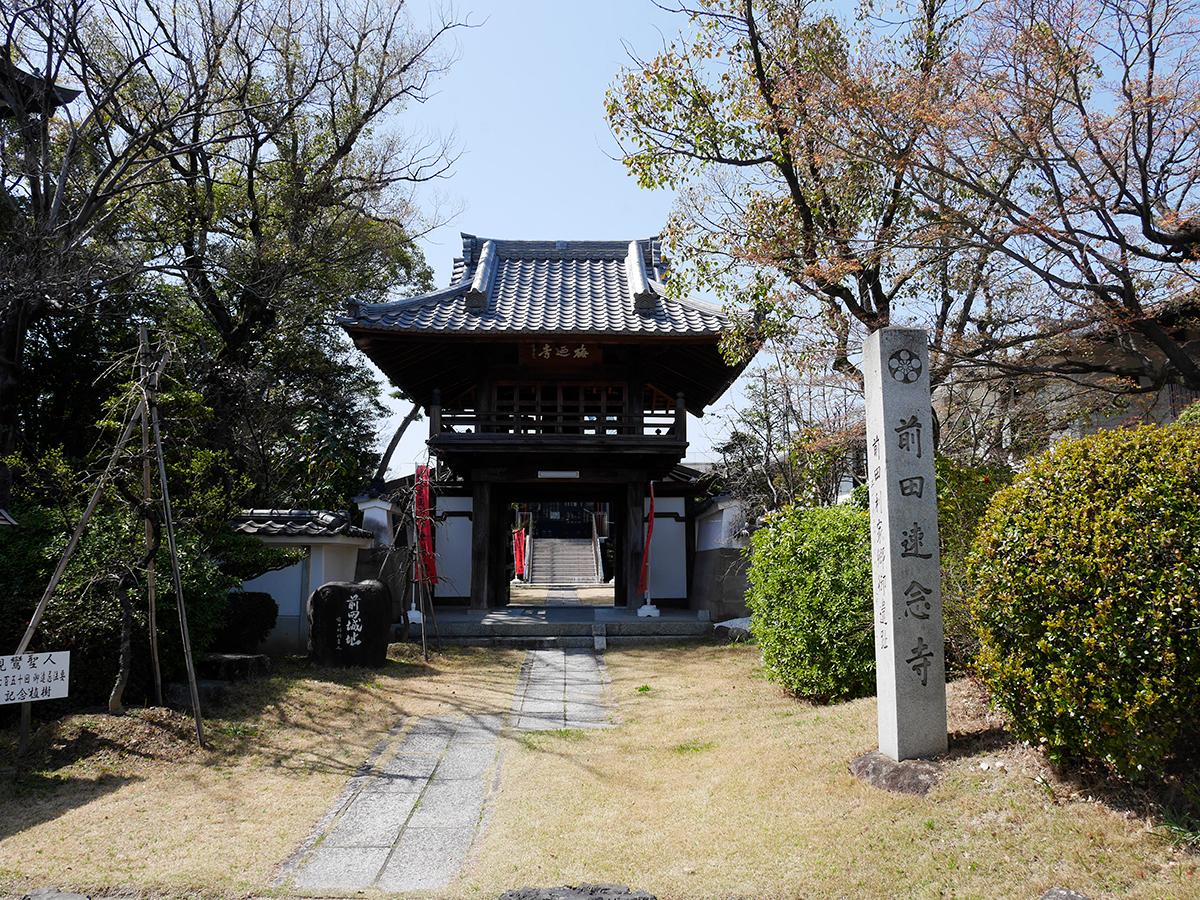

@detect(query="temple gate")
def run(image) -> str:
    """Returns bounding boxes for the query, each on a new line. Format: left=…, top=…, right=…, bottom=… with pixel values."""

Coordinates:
left=341, top=234, right=746, bottom=609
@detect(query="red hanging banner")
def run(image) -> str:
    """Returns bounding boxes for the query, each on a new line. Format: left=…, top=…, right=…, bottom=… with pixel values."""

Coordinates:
left=637, top=482, right=655, bottom=599
left=414, top=465, right=438, bottom=584
left=513, top=528, right=526, bottom=577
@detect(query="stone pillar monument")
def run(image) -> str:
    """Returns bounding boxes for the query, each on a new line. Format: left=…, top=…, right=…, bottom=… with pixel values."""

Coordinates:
left=863, top=327, right=947, bottom=761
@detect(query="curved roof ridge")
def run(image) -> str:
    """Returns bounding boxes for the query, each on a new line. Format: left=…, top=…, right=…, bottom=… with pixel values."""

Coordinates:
left=341, top=230, right=730, bottom=336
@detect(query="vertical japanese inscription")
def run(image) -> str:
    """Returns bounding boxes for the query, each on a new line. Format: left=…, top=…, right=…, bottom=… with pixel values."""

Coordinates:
left=863, top=328, right=947, bottom=761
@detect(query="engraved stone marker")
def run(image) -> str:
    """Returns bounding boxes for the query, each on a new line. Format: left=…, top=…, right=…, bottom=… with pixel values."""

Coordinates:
left=863, top=327, right=947, bottom=760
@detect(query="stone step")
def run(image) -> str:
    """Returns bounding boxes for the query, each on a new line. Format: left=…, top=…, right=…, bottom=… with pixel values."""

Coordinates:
left=400, top=619, right=711, bottom=639
left=408, top=634, right=705, bottom=649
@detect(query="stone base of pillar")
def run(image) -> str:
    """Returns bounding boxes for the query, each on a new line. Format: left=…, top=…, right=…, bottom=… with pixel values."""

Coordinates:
left=636, top=603, right=660, bottom=618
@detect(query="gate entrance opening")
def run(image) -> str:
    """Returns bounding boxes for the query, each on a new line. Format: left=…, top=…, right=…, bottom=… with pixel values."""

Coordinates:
left=507, top=500, right=615, bottom=607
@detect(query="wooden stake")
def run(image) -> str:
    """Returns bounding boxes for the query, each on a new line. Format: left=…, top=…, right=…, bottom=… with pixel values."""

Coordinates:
left=148, top=364, right=206, bottom=748
left=418, top=579, right=429, bottom=662
left=138, top=327, right=163, bottom=706
left=17, top=701, right=30, bottom=756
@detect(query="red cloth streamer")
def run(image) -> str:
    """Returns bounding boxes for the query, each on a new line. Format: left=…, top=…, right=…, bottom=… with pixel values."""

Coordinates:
left=513, top=528, right=526, bottom=577
left=637, top=482, right=655, bottom=599
left=414, top=465, right=438, bottom=584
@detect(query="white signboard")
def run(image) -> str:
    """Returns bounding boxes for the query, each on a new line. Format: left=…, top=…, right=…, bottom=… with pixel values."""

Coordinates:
left=0, top=651, right=70, bottom=704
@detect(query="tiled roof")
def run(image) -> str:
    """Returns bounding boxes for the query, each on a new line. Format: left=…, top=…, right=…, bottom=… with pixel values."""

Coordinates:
left=233, top=509, right=373, bottom=541
left=341, top=234, right=729, bottom=336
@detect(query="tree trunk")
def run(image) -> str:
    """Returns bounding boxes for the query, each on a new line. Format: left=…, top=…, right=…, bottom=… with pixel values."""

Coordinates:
left=108, top=585, right=134, bottom=715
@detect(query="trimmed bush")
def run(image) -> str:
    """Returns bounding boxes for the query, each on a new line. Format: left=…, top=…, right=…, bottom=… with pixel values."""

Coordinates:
left=214, top=591, right=279, bottom=653
left=1177, top=400, right=1200, bottom=428
left=969, top=425, right=1200, bottom=778
left=746, top=505, right=873, bottom=702
left=935, top=457, right=1012, bottom=670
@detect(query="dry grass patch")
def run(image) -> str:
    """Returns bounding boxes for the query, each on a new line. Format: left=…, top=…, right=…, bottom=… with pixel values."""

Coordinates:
left=460, top=643, right=1200, bottom=900
left=0, top=644, right=521, bottom=898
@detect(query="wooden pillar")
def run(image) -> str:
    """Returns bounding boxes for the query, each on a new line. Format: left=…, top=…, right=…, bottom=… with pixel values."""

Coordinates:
left=675, top=391, right=687, bottom=441
left=471, top=481, right=492, bottom=609
left=622, top=478, right=646, bottom=608
left=429, top=388, right=441, bottom=438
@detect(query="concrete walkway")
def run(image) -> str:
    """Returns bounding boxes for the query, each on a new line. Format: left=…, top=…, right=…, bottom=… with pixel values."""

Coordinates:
left=512, top=649, right=610, bottom=731
left=280, top=650, right=610, bottom=893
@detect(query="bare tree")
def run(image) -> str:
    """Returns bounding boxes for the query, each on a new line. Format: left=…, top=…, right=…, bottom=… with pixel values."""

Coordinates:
left=905, top=0, right=1200, bottom=392
left=608, top=0, right=1200, bottom=450
left=713, top=342, right=863, bottom=516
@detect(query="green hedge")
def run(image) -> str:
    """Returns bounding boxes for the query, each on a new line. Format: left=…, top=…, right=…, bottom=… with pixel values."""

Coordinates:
left=969, top=425, right=1200, bottom=778
left=746, top=505, right=874, bottom=702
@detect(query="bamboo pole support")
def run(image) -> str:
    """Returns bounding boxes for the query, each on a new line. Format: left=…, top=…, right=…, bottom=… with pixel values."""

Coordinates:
left=148, top=358, right=206, bottom=748
left=138, top=327, right=163, bottom=706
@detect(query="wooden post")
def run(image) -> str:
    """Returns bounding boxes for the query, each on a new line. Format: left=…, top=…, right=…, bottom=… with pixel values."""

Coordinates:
left=622, top=479, right=646, bottom=608
left=149, top=378, right=206, bottom=749
left=138, top=327, right=163, bottom=706
left=17, top=701, right=30, bottom=756
left=429, top=388, right=441, bottom=438
left=675, top=391, right=687, bottom=441
left=470, top=481, right=491, bottom=609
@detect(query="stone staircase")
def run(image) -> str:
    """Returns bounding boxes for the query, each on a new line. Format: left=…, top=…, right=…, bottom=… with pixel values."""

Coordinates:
left=529, top=537, right=598, bottom=584
left=399, top=608, right=713, bottom=648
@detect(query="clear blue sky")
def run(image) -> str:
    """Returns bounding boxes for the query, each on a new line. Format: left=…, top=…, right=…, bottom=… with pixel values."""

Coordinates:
left=374, top=0, right=794, bottom=477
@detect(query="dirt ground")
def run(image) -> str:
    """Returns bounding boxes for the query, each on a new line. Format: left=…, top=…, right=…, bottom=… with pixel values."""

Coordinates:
left=508, top=583, right=615, bottom=606
left=0, top=642, right=1196, bottom=899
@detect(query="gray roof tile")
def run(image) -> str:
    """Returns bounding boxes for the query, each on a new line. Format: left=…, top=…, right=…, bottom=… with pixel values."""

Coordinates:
left=341, top=234, right=728, bottom=337
left=233, top=509, right=372, bottom=540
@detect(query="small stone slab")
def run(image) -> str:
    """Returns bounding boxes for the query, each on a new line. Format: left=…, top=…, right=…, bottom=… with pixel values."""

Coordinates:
left=293, top=844, right=390, bottom=890
left=1041, top=890, right=1090, bottom=900
left=197, top=653, right=270, bottom=681
left=498, top=885, right=657, bottom=900
left=849, top=750, right=941, bottom=796
left=23, top=890, right=91, bottom=900
left=713, top=617, right=752, bottom=642
left=376, top=826, right=476, bottom=892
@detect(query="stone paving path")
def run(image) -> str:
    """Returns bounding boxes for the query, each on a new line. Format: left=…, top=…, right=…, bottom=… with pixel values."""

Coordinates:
left=286, top=714, right=502, bottom=893
left=280, top=650, right=610, bottom=894
left=512, top=649, right=610, bottom=731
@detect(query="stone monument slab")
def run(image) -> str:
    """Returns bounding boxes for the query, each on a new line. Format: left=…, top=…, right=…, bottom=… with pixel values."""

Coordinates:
left=863, top=327, right=947, bottom=760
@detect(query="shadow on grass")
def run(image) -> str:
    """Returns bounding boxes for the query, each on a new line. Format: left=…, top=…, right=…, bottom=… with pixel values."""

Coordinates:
left=198, top=643, right=520, bottom=777
left=0, top=770, right=140, bottom=840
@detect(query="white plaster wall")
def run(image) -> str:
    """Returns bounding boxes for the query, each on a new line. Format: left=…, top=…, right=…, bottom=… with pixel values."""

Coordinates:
left=695, top=501, right=747, bottom=552
left=243, top=562, right=305, bottom=617
left=644, top=496, right=687, bottom=600
left=243, top=555, right=310, bottom=654
left=435, top=496, right=473, bottom=598
left=316, top=544, right=362, bottom=586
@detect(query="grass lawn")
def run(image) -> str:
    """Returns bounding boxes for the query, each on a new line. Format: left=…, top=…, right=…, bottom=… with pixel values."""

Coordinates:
left=0, top=646, right=523, bottom=898
left=0, top=641, right=1195, bottom=899
left=458, top=644, right=1199, bottom=900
